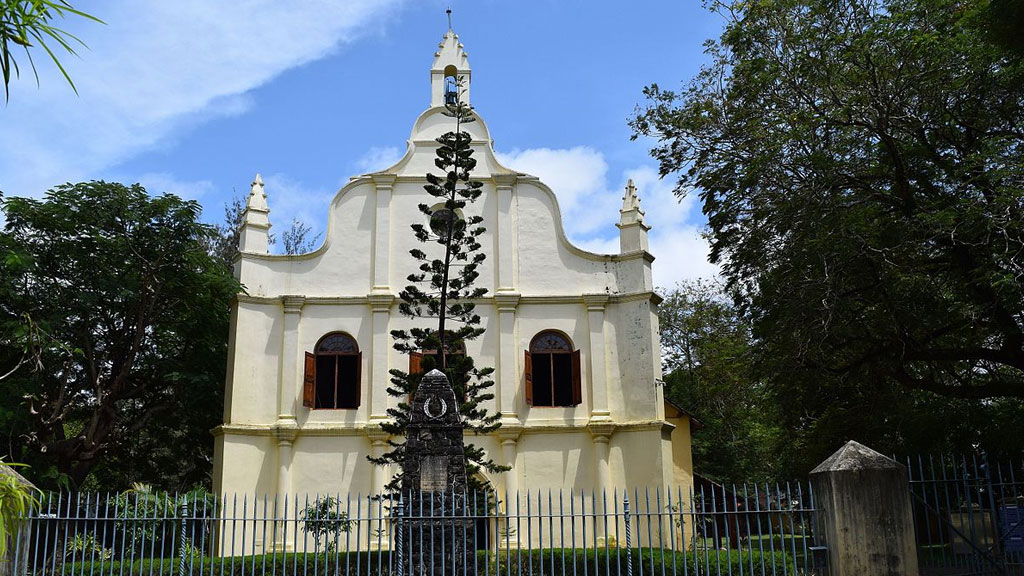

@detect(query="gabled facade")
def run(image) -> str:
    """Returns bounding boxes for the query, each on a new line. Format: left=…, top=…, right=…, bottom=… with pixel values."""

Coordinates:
left=212, top=28, right=694, bottom=508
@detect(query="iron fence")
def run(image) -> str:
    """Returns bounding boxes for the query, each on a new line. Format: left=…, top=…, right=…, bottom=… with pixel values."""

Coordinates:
left=9, top=484, right=823, bottom=576
left=906, top=455, right=1024, bottom=576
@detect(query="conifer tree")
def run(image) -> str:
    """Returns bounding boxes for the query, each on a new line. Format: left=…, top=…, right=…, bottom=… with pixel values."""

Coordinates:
left=369, top=78, right=505, bottom=492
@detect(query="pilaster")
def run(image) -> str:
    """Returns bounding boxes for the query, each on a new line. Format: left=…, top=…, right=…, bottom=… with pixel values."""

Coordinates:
left=272, top=419, right=299, bottom=550
left=494, top=292, right=521, bottom=420
left=278, top=295, right=305, bottom=421
left=496, top=424, right=522, bottom=499
left=583, top=294, right=610, bottom=419
left=493, top=174, right=517, bottom=291
left=371, top=174, right=396, bottom=291
left=365, top=427, right=391, bottom=493
left=368, top=292, right=394, bottom=420
left=587, top=421, right=616, bottom=495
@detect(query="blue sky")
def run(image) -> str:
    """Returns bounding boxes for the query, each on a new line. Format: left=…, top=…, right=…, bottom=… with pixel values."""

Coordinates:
left=0, top=1, right=724, bottom=288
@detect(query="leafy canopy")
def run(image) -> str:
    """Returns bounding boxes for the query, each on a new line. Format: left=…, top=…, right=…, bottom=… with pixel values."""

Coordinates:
left=659, top=280, right=783, bottom=484
left=634, top=0, right=1024, bottom=400
left=0, top=181, right=240, bottom=489
left=657, top=280, right=1024, bottom=480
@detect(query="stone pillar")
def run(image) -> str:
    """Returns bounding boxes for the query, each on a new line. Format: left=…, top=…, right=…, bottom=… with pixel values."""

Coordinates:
left=810, top=440, right=920, bottom=576
left=495, top=292, right=521, bottom=420
left=583, top=294, right=610, bottom=419
left=371, top=174, right=395, bottom=292
left=368, top=292, right=394, bottom=420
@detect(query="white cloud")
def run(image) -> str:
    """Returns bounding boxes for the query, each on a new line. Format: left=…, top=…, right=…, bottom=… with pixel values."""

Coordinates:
left=355, top=146, right=403, bottom=173
left=135, top=172, right=216, bottom=202
left=649, top=226, right=718, bottom=289
left=262, top=172, right=335, bottom=254
left=496, top=146, right=718, bottom=287
left=575, top=236, right=620, bottom=255
left=0, top=1, right=404, bottom=197
left=496, top=146, right=616, bottom=236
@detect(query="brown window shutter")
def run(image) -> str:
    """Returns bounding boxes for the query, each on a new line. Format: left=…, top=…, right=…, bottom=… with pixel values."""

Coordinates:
left=524, top=350, right=533, bottom=405
left=303, top=351, right=316, bottom=408
left=355, top=351, right=363, bottom=408
left=409, top=351, right=423, bottom=375
left=570, top=349, right=582, bottom=406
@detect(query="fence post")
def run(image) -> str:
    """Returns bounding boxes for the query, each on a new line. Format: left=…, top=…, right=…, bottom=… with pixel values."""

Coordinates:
left=395, top=495, right=404, bottom=576
left=178, top=496, right=189, bottom=576
left=623, top=494, right=632, bottom=576
left=810, top=440, right=919, bottom=576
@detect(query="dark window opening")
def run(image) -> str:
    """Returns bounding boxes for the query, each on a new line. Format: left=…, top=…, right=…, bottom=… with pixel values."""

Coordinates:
left=303, top=332, right=361, bottom=410
left=525, top=331, right=581, bottom=407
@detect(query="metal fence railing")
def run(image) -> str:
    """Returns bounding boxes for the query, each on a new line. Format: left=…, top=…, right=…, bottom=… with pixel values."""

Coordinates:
left=906, top=455, right=1024, bottom=576
left=9, top=484, right=824, bottom=576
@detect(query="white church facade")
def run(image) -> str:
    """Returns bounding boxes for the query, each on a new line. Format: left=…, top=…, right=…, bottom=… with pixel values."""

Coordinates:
left=212, top=28, right=696, bottom=506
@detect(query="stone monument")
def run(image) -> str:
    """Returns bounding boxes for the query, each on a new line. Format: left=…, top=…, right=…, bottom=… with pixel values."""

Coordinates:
left=398, top=369, right=472, bottom=576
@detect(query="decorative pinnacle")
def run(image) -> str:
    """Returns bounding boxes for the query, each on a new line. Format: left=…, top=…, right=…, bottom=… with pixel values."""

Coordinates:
left=621, top=179, right=642, bottom=213
left=618, top=178, right=647, bottom=229
left=247, top=172, right=269, bottom=212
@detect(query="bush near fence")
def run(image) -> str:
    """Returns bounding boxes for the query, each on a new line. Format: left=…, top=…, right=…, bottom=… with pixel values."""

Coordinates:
left=58, top=546, right=803, bottom=576
left=491, top=547, right=801, bottom=576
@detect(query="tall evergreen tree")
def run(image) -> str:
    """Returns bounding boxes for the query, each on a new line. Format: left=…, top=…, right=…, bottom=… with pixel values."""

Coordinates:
left=369, top=78, right=505, bottom=492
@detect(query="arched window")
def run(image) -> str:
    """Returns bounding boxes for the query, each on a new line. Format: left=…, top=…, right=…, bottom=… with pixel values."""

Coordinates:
left=303, top=332, right=361, bottom=409
left=525, top=331, right=581, bottom=407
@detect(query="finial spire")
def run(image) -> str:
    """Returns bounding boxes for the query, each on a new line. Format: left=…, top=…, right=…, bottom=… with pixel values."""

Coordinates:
left=621, top=179, right=642, bottom=214
left=239, top=172, right=271, bottom=254
left=446, top=7, right=452, bottom=30
left=617, top=179, right=650, bottom=253
left=247, top=172, right=269, bottom=212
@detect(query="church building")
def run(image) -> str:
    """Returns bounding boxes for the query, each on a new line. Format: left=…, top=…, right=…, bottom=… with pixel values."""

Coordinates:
left=212, top=27, right=696, bottom=508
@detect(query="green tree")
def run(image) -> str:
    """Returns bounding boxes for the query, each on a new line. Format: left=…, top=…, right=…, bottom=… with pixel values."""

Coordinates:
left=633, top=0, right=1024, bottom=403
left=659, top=280, right=782, bottom=483
left=370, top=78, right=505, bottom=492
left=204, top=193, right=319, bottom=270
left=280, top=218, right=321, bottom=255
left=0, top=181, right=240, bottom=489
left=659, top=281, right=1024, bottom=479
left=204, top=194, right=246, bottom=270
left=0, top=0, right=102, bottom=101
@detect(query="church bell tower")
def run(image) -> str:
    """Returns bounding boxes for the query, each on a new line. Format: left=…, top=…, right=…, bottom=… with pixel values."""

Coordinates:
left=430, top=24, right=471, bottom=107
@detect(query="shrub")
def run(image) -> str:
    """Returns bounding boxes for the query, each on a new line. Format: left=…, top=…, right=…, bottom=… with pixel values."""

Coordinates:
left=64, top=548, right=803, bottom=576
